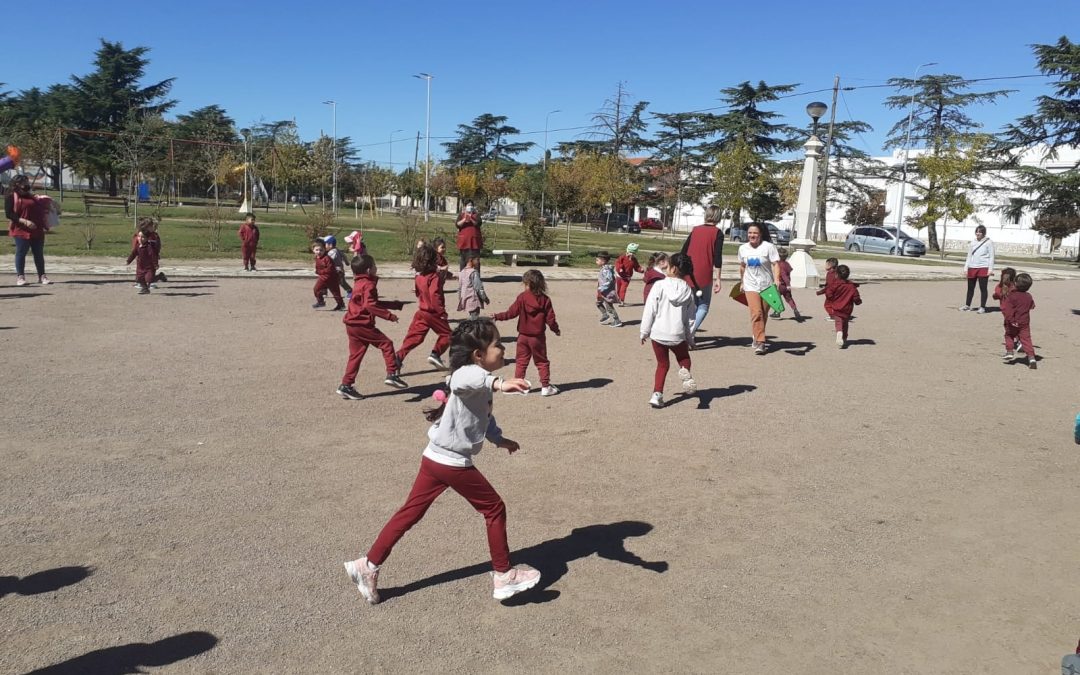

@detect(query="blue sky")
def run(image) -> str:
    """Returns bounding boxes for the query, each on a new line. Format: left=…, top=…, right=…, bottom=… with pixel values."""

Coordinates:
left=9, top=0, right=1075, bottom=168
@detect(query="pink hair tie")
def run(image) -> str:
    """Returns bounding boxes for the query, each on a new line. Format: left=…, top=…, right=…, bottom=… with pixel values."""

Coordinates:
left=433, top=390, right=448, bottom=404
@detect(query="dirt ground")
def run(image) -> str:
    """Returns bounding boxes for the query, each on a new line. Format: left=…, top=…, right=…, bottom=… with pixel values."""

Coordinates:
left=1, top=273, right=1078, bottom=674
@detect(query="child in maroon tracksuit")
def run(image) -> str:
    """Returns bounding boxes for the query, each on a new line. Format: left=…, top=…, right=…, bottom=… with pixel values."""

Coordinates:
left=396, top=243, right=453, bottom=372
left=993, top=267, right=1023, bottom=356
left=774, top=248, right=802, bottom=320
left=492, top=269, right=561, bottom=396
left=312, top=241, right=345, bottom=310
left=642, top=252, right=668, bottom=303
left=129, top=220, right=164, bottom=284
left=615, top=243, right=644, bottom=305
left=824, top=264, right=861, bottom=348
left=816, top=257, right=839, bottom=321
left=126, top=222, right=159, bottom=294
left=336, top=254, right=408, bottom=400
left=1001, top=272, right=1037, bottom=369
left=239, top=213, right=259, bottom=271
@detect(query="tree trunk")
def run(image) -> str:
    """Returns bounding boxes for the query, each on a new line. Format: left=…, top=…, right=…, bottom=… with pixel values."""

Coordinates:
left=108, top=171, right=118, bottom=197
left=938, top=217, right=948, bottom=260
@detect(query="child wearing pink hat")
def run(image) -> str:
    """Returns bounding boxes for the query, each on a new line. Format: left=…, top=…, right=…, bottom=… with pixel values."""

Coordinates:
left=344, top=231, right=367, bottom=257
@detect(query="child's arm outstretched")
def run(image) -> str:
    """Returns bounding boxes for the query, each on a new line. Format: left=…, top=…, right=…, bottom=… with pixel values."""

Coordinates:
left=491, top=295, right=522, bottom=321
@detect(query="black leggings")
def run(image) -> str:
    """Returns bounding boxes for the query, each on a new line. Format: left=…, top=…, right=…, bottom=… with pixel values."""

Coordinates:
left=965, top=275, right=989, bottom=308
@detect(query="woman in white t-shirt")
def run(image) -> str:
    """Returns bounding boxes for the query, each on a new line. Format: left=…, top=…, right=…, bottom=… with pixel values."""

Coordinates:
left=737, top=223, right=782, bottom=355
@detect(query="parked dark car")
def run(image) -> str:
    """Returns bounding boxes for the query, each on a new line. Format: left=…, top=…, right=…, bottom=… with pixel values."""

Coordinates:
left=728, top=222, right=790, bottom=244
left=588, top=213, right=635, bottom=233
left=844, top=226, right=926, bottom=257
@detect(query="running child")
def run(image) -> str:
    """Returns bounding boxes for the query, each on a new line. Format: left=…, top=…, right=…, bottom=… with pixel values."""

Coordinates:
left=312, top=240, right=345, bottom=310
left=457, top=253, right=486, bottom=320
left=238, top=213, right=260, bottom=271
left=126, top=220, right=159, bottom=295
left=344, top=318, right=541, bottom=604
left=824, top=264, right=861, bottom=348
left=773, top=247, right=802, bottom=320
left=993, top=267, right=1022, bottom=355
left=322, top=235, right=352, bottom=298
left=595, top=252, right=622, bottom=327
left=344, top=230, right=367, bottom=257
left=816, top=257, right=839, bottom=321
left=640, top=252, right=697, bottom=408
left=130, top=219, right=164, bottom=286
left=615, top=243, right=644, bottom=305
left=336, top=254, right=408, bottom=400
left=396, top=243, right=452, bottom=371
left=433, top=237, right=452, bottom=282
left=642, top=252, right=668, bottom=303
left=1001, top=272, right=1037, bottom=369
left=491, top=269, right=561, bottom=396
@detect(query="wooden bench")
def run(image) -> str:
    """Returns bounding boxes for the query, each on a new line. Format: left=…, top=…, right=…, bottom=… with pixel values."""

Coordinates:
left=492, top=249, right=572, bottom=267
left=83, top=194, right=129, bottom=216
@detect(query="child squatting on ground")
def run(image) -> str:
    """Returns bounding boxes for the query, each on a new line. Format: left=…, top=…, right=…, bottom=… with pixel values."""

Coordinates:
left=491, top=269, right=561, bottom=396
left=336, top=254, right=408, bottom=400
left=640, top=253, right=697, bottom=409
left=816, top=257, right=839, bottom=321
left=595, top=252, right=622, bottom=327
left=1001, top=272, right=1037, bottom=369
left=126, top=219, right=160, bottom=294
left=773, top=248, right=801, bottom=320
left=824, top=264, right=861, bottom=348
left=457, top=253, right=486, bottom=320
left=396, top=243, right=453, bottom=372
left=312, top=240, right=345, bottom=310
left=615, top=243, right=644, bottom=306
left=343, top=319, right=542, bottom=604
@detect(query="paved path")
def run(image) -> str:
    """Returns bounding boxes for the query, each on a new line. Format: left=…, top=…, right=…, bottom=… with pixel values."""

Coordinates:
left=32, top=254, right=1080, bottom=282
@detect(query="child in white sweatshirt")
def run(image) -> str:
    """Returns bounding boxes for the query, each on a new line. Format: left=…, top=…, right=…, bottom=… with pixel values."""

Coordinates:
left=640, top=252, right=697, bottom=408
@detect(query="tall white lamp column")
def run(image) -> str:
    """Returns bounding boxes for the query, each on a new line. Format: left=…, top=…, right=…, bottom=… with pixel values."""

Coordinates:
left=787, top=102, right=828, bottom=289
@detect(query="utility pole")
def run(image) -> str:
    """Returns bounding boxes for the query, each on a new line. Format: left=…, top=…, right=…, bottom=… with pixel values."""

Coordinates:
left=815, top=75, right=840, bottom=242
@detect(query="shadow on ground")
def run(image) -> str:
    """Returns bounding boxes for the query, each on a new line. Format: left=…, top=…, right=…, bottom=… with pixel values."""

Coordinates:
left=378, top=521, right=667, bottom=606
left=664, top=384, right=757, bottom=410
left=0, top=566, right=93, bottom=597
left=27, top=631, right=218, bottom=675
left=554, top=378, right=614, bottom=393
left=0, top=292, right=51, bottom=299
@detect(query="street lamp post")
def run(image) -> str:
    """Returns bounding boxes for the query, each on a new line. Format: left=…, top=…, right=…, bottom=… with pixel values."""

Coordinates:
left=322, top=100, right=337, bottom=214
left=539, top=109, right=560, bottom=224
left=414, top=73, right=433, bottom=221
left=894, top=62, right=938, bottom=256
left=787, top=101, right=829, bottom=289
left=239, top=127, right=251, bottom=214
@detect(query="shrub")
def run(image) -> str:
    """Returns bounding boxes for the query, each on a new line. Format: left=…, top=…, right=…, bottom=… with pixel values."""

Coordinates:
left=520, top=215, right=557, bottom=250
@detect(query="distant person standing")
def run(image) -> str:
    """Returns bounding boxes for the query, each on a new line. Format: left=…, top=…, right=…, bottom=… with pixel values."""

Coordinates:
left=5, top=175, right=51, bottom=286
left=737, top=223, right=781, bottom=355
left=961, top=225, right=994, bottom=313
left=238, top=213, right=260, bottom=271
left=456, top=200, right=484, bottom=270
left=680, top=205, right=724, bottom=333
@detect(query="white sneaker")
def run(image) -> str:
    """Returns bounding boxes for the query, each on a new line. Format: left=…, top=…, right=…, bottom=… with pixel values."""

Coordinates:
left=836, top=331, right=844, bottom=348
left=754, top=343, right=767, bottom=355
left=492, top=564, right=541, bottom=600
left=38, top=275, right=51, bottom=285
left=540, top=385, right=559, bottom=397
left=649, top=392, right=663, bottom=408
left=15, top=275, right=26, bottom=286
left=976, top=307, right=986, bottom=314
left=959, top=305, right=971, bottom=311
left=678, top=368, right=696, bottom=394
left=344, top=557, right=380, bottom=605
left=427, top=353, right=447, bottom=370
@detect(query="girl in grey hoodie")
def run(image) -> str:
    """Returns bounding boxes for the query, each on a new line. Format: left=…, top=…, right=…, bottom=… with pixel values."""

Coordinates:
left=640, top=253, right=698, bottom=408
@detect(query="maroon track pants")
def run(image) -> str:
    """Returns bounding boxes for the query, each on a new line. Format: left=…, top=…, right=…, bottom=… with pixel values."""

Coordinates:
left=242, top=244, right=257, bottom=269
left=367, top=456, right=511, bottom=573
left=134, top=265, right=154, bottom=288
left=514, top=334, right=550, bottom=387
left=342, top=326, right=397, bottom=386
left=651, top=340, right=691, bottom=393
left=616, top=277, right=630, bottom=303
left=834, top=316, right=851, bottom=341
left=1004, top=323, right=1035, bottom=358
left=314, top=276, right=343, bottom=304
left=396, top=311, right=451, bottom=362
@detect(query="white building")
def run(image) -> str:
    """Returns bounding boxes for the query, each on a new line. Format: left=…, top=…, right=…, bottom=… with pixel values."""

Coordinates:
left=667, top=144, right=1080, bottom=258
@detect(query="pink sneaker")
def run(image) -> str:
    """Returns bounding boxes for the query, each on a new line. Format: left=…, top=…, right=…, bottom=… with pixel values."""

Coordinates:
left=38, top=275, right=52, bottom=285
left=344, top=557, right=380, bottom=605
left=16, top=275, right=26, bottom=286
left=492, top=564, right=541, bottom=600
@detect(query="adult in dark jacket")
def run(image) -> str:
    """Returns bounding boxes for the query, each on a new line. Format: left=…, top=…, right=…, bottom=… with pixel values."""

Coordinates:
left=5, top=175, right=50, bottom=286
left=680, top=205, right=725, bottom=333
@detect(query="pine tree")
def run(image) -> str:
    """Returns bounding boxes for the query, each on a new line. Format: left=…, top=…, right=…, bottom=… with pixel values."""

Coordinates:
left=1002, top=36, right=1080, bottom=155
left=442, top=114, right=533, bottom=167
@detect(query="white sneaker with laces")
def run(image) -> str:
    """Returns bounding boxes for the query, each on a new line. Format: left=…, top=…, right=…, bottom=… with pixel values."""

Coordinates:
left=976, top=307, right=986, bottom=314
left=38, top=275, right=51, bottom=285
left=836, top=331, right=844, bottom=348
left=16, top=275, right=26, bottom=286
left=540, top=385, right=559, bottom=397
left=492, top=564, right=541, bottom=600
left=959, top=305, right=971, bottom=311
left=427, top=353, right=447, bottom=370
left=678, top=368, right=696, bottom=394
left=344, top=557, right=380, bottom=605
left=649, top=392, right=663, bottom=408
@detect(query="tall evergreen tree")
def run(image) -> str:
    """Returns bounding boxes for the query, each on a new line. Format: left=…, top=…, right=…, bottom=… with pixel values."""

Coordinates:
left=65, top=40, right=176, bottom=195
left=1002, top=36, right=1080, bottom=155
left=883, top=74, right=1012, bottom=250
left=651, top=112, right=710, bottom=219
left=443, top=114, right=533, bottom=167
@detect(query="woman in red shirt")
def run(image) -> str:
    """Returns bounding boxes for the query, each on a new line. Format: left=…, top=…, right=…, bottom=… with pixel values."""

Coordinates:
left=5, top=175, right=51, bottom=286
left=456, top=200, right=484, bottom=270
